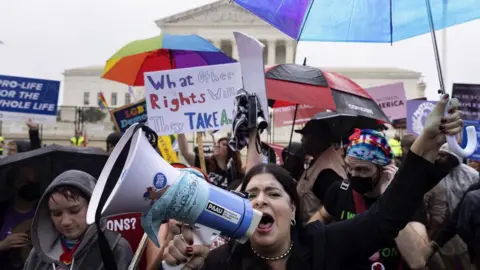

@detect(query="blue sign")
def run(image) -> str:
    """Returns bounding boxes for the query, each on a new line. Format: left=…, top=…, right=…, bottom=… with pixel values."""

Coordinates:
left=111, top=99, right=147, bottom=132
left=153, top=173, right=167, bottom=190
left=406, top=100, right=437, bottom=136
left=0, top=74, right=60, bottom=123
left=461, top=120, right=480, bottom=161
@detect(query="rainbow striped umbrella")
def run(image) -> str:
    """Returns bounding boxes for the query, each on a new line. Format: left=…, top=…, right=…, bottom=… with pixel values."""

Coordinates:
left=102, top=33, right=235, bottom=86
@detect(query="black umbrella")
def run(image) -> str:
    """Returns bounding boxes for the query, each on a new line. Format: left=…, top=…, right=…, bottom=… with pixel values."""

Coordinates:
left=296, top=111, right=383, bottom=144
left=0, top=145, right=109, bottom=195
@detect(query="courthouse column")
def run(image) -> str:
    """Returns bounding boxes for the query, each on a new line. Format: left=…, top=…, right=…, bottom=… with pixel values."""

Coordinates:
left=212, top=39, right=222, bottom=49
left=285, top=40, right=296, bottom=64
left=267, top=40, right=277, bottom=65
left=231, top=40, right=239, bottom=60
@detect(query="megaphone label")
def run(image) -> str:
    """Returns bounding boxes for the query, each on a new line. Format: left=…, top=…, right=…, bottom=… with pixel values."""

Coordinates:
left=153, top=173, right=168, bottom=190
left=143, top=186, right=170, bottom=203
left=205, top=201, right=241, bottom=224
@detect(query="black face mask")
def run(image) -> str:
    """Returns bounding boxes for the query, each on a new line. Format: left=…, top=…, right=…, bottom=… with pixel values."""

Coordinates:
left=348, top=173, right=377, bottom=194
left=17, top=182, right=42, bottom=201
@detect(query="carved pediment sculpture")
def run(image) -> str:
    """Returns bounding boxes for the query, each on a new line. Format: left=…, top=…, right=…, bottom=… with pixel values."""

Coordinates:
left=160, top=2, right=267, bottom=25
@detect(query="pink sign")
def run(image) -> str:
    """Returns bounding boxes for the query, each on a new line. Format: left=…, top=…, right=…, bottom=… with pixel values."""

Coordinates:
left=365, top=82, right=407, bottom=120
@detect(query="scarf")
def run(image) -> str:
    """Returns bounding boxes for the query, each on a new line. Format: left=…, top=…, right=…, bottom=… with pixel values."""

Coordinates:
left=59, top=237, right=80, bottom=265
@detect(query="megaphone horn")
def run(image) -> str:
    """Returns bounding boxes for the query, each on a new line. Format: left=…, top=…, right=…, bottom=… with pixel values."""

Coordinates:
left=86, top=123, right=176, bottom=224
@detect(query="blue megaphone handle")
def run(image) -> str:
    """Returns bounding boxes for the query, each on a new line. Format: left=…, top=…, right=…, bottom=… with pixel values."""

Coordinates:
left=444, top=99, right=477, bottom=158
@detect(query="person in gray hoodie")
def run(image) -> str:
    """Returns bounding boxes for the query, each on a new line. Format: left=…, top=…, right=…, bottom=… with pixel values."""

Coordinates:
left=23, top=170, right=133, bottom=270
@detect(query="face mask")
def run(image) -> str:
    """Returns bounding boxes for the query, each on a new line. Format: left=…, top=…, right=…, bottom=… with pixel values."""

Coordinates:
left=348, top=174, right=377, bottom=194
left=17, top=182, right=42, bottom=201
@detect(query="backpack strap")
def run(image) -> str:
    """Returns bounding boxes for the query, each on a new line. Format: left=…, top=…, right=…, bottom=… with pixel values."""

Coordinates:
left=78, top=231, right=122, bottom=270
left=335, top=180, right=351, bottom=218
left=352, top=190, right=367, bottom=214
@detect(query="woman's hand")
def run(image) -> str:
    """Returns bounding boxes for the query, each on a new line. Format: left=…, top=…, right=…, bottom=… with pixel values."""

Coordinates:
left=146, top=220, right=181, bottom=270
left=378, top=164, right=398, bottom=194
left=423, top=95, right=462, bottom=145
left=411, top=95, right=463, bottom=162
left=163, top=224, right=210, bottom=270
left=159, top=220, right=180, bottom=247
left=26, top=119, right=38, bottom=130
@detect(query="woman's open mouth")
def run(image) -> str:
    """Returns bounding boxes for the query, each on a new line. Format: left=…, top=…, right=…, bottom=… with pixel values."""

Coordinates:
left=257, top=213, right=274, bottom=233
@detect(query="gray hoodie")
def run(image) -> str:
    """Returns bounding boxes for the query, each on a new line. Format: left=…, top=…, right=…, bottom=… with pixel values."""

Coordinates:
left=23, top=170, right=133, bottom=270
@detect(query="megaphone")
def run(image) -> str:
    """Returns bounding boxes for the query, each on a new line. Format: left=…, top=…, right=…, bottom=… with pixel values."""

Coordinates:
left=87, top=124, right=182, bottom=220
left=87, top=123, right=263, bottom=270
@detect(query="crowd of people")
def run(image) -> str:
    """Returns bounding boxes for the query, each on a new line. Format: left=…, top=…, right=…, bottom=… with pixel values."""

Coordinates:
left=0, top=95, right=479, bottom=270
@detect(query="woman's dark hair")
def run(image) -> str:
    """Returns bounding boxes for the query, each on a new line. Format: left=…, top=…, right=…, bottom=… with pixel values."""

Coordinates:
left=221, top=163, right=304, bottom=270
left=209, top=137, right=244, bottom=178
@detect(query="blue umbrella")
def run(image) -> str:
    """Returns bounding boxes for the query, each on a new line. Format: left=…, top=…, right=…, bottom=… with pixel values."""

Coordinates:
left=233, top=0, right=479, bottom=158
left=232, top=0, right=480, bottom=43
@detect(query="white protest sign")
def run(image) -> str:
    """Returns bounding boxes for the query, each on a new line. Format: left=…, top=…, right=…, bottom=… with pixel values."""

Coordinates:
left=234, top=32, right=269, bottom=126
left=144, top=63, right=242, bottom=135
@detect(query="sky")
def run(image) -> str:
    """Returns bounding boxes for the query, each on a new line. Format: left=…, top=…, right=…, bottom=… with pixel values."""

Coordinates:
left=0, top=0, right=479, bottom=103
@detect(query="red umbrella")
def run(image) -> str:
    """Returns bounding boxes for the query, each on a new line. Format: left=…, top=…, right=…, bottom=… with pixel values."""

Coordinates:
left=266, top=64, right=390, bottom=123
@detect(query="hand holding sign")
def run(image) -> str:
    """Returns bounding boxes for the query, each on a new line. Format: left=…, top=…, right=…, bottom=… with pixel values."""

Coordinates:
left=233, top=32, right=269, bottom=127
left=26, top=118, right=38, bottom=130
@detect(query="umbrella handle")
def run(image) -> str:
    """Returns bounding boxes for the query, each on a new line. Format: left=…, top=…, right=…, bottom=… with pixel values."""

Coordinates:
left=444, top=99, right=477, bottom=158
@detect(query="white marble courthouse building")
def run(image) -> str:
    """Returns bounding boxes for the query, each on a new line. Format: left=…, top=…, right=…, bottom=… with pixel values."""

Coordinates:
left=3, top=0, right=427, bottom=147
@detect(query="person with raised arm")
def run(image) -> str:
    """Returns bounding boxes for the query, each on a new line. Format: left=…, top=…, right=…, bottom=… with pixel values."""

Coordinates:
left=160, top=95, right=464, bottom=270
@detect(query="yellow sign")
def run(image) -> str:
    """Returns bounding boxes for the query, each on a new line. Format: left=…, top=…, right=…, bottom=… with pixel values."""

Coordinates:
left=158, top=135, right=178, bottom=163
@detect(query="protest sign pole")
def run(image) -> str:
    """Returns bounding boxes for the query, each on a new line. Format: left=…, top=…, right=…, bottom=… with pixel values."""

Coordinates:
left=196, top=132, right=207, bottom=173
left=128, top=233, right=149, bottom=270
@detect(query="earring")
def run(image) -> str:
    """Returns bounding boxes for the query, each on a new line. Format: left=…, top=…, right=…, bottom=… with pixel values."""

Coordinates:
left=290, top=217, right=296, bottom=226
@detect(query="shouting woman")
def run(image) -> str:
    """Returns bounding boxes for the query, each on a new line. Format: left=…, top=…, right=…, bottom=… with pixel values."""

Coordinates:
left=162, top=95, right=463, bottom=270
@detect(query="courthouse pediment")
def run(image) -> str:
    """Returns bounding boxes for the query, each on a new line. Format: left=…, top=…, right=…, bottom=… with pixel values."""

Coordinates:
left=155, top=0, right=267, bottom=26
